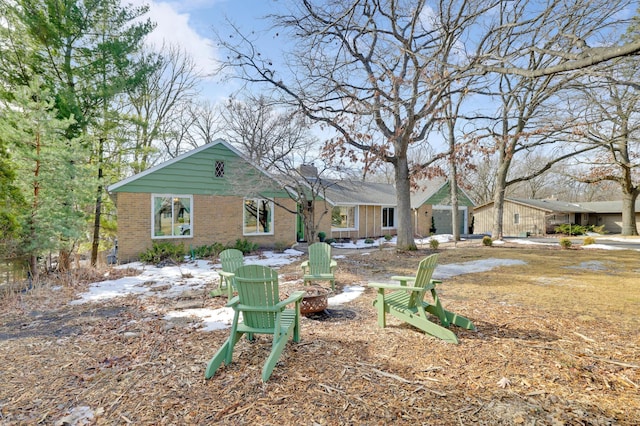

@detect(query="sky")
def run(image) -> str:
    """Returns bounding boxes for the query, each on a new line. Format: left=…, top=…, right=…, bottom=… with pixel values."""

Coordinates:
left=126, top=0, right=286, bottom=102
left=68, top=234, right=632, bottom=332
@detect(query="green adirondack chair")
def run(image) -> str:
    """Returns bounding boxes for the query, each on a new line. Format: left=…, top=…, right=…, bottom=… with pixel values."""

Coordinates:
left=204, top=264, right=305, bottom=382
left=211, top=249, right=244, bottom=298
left=368, top=254, right=475, bottom=344
left=301, top=242, right=338, bottom=291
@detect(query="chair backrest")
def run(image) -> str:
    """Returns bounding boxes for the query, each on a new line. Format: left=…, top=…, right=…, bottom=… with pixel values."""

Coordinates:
left=220, top=248, right=244, bottom=274
left=233, top=264, right=280, bottom=329
left=307, top=242, right=332, bottom=274
left=407, top=254, right=439, bottom=308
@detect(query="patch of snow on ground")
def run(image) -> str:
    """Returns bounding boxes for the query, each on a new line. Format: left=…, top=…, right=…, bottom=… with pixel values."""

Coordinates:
left=72, top=235, right=631, bottom=330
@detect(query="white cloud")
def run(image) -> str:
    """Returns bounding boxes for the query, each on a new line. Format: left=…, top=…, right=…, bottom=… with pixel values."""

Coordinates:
left=126, top=0, right=219, bottom=74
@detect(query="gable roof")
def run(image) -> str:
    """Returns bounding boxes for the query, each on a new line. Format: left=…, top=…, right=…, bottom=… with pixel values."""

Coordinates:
left=409, top=178, right=475, bottom=209
left=107, top=139, right=283, bottom=196
left=477, top=198, right=639, bottom=214
left=509, top=198, right=594, bottom=213
left=323, top=180, right=397, bottom=206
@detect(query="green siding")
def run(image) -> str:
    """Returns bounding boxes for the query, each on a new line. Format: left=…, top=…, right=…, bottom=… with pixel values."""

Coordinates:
left=111, top=143, right=286, bottom=197
left=426, top=182, right=474, bottom=206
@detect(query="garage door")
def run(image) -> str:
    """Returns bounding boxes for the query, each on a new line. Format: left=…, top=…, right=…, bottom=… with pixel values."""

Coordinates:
left=433, top=208, right=465, bottom=235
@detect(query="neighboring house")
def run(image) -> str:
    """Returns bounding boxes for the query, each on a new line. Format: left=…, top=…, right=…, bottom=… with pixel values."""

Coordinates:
left=578, top=200, right=640, bottom=234
left=108, top=139, right=298, bottom=262
left=473, top=198, right=640, bottom=236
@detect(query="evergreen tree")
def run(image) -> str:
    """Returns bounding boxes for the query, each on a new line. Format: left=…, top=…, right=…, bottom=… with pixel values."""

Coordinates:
left=0, top=80, right=93, bottom=280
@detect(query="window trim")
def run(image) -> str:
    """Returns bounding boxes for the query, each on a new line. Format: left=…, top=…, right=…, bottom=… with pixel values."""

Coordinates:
left=331, top=205, right=359, bottom=231
left=382, top=206, right=395, bottom=229
left=151, top=194, right=193, bottom=239
left=243, top=197, right=275, bottom=236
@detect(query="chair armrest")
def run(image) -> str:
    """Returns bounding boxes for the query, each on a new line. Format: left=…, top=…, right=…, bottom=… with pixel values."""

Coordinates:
left=218, top=271, right=235, bottom=279
left=389, top=275, right=416, bottom=283
left=300, top=260, right=309, bottom=274
left=226, top=296, right=240, bottom=307
left=368, top=282, right=425, bottom=292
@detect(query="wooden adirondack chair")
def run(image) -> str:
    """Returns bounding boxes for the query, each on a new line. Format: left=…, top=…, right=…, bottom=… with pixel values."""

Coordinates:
left=368, top=254, right=475, bottom=344
left=211, top=249, right=244, bottom=298
left=301, top=242, right=338, bottom=291
left=204, top=264, right=305, bottom=382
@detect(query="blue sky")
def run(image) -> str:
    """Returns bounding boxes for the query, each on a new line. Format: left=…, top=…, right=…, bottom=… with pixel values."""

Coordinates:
left=128, top=0, right=286, bottom=103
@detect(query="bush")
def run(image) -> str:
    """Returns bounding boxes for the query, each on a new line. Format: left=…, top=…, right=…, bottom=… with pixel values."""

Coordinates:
left=231, top=238, right=258, bottom=254
left=559, top=238, right=572, bottom=249
left=482, top=236, right=493, bottom=247
left=192, top=243, right=225, bottom=259
left=325, top=238, right=336, bottom=244
left=384, top=234, right=392, bottom=241
left=364, top=238, right=375, bottom=244
left=139, top=241, right=186, bottom=264
left=273, top=241, right=289, bottom=253
left=583, top=236, right=596, bottom=246
left=554, top=223, right=588, bottom=236
left=317, top=231, right=326, bottom=242
left=429, top=239, right=439, bottom=250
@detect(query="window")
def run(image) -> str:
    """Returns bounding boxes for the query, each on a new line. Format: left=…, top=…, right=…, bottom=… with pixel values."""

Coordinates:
left=514, top=213, right=520, bottom=224
left=244, top=198, right=274, bottom=235
left=215, top=160, right=225, bottom=178
left=332, top=206, right=357, bottom=230
left=152, top=195, right=192, bottom=238
left=382, top=207, right=395, bottom=228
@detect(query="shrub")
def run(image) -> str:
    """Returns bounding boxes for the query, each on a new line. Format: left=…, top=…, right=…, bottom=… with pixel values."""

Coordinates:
left=554, top=223, right=587, bottom=236
left=364, top=238, right=375, bottom=244
left=192, top=243, right=225, bottom=259
left=583, top=236, right=596, bottom=246
left=325, top=238, right=336, bottom=244
left=429, top=239, right=439, bottom=250
left=139, top=242, right=186, bottom=264
left=559, top=238, right=572, bottom=249
left=384, top=234, right=392, bottom=241
left=482, top=236, right=493, bottom=247
left=317, top=231, right=326, bottom=242
left=231, top=238, right=258, bottom=254
left=273, top=241, right=289, bottom=253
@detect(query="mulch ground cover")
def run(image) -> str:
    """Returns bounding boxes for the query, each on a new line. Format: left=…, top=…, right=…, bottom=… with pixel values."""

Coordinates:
left=0, top=242, right=638, bottom=425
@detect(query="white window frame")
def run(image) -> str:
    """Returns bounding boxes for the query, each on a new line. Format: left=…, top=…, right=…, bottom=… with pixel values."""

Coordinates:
left=243, top=198, right=274, bottom=236
left=331, top=205, right=358, bottom=231
left=382, top=207, right=395, bottom=229
left=151, top=194, right=193, bottom=239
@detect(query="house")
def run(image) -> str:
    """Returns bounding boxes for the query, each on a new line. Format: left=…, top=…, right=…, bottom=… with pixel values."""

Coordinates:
left=109, top=140, right=478, bottom=261
left=108, top=139, right=298, bottom=262
left=473, top=198, right=640, bottom=236
left=578, top=200, right=640, bottom=234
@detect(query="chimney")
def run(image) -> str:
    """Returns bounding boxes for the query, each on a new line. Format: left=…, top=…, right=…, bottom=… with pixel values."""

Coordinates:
left=299, top=163, right=318, bottom=178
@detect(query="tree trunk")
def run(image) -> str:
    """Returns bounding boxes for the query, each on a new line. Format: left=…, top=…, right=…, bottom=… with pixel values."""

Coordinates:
left=90, top=137, right=105, bottom=266
left=620, top=191, right=639, bottom=236
left=394, top=156, right=416, bottom=250
left=492, top=160, right=510, bottom=240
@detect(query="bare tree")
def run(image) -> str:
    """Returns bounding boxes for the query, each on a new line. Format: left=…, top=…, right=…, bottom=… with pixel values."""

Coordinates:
left=567, top=59, right=640, bottom=235
left=470, top=0, right=636, bottom=239
left=220, top=95, right=315, bottom=169
left=218, top=0, right=495, bottom=250
left=218, top=94, right=332, bottom=242
left=216, top=0, right=640, bottom=249
left=121, top=43, right=201, bottom=174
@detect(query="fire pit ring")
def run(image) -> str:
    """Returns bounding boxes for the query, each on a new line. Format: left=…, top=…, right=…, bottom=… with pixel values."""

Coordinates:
left=300, top=286, right=329, bottom=315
